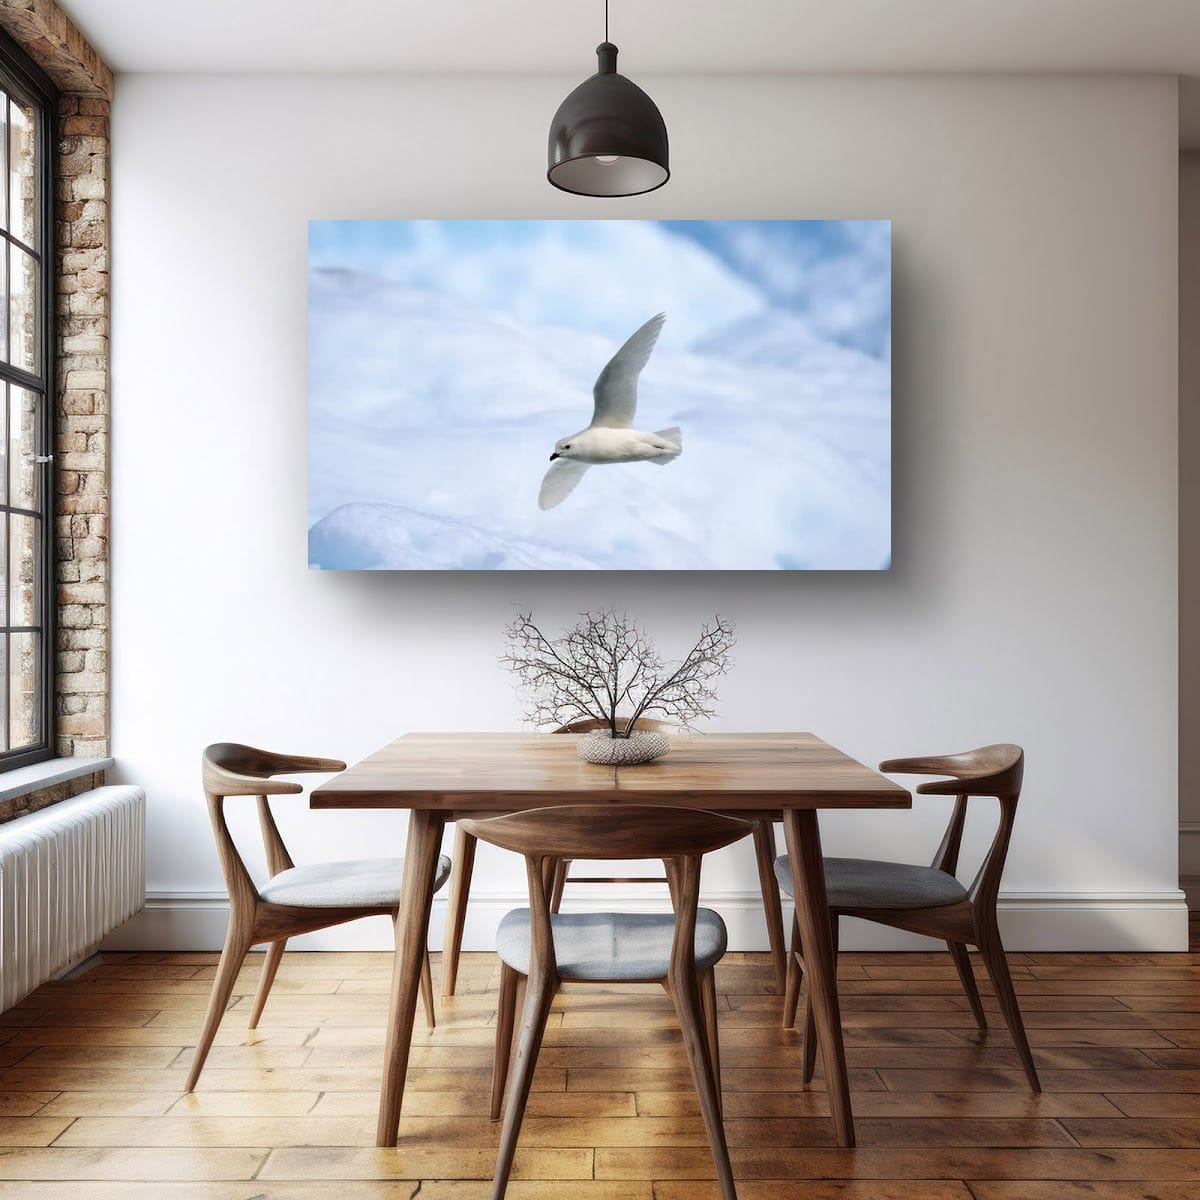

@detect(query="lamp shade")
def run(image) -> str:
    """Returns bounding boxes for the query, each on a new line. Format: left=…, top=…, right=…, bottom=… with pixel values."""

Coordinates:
left=547, top=42, right=669, bottom=197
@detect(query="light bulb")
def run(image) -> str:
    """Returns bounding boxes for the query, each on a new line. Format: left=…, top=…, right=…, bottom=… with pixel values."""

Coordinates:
left=595, top=155, right=620, bottom=165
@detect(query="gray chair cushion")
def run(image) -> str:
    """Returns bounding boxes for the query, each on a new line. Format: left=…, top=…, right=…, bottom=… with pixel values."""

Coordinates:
left=495, top=908, right=728, bottom=982
left=259, top=855, right=451, bottom=908
left=773, top=854, right=967, bottom=910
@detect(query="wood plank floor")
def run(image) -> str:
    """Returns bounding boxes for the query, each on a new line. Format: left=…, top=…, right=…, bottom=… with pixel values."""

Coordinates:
left=0, top=928, right=1197, bottom=1199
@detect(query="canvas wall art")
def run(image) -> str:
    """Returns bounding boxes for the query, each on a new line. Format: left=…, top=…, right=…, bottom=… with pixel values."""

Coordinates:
left=308, top=219, right=891, bottom=570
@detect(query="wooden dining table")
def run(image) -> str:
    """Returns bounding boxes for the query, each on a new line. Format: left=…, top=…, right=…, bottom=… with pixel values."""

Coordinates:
left=310, top=731, right=911, bottom=1149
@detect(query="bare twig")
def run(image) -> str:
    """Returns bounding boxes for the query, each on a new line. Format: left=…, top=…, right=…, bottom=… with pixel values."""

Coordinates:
left=501, top=608, right=735, bottom=736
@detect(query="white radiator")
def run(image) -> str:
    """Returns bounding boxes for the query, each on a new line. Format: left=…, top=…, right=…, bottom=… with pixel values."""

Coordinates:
left=0, top=785, right=145, bottom=1010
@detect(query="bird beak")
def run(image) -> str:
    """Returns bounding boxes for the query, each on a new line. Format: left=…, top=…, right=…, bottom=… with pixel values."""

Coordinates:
left=549, top=452, right=560, bottom=461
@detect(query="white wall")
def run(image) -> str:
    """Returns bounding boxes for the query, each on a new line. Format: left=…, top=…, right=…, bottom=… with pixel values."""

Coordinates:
left=105, top=72, right=1186, bottom=952
left=1180, top=151, right=1200, bottom=908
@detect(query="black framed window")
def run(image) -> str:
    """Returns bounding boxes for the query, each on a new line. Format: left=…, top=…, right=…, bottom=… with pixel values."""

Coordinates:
left=0, top=31, right=55, bottom=771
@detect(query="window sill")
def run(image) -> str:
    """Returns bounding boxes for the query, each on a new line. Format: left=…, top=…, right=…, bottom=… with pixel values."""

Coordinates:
left=0, top=756, right=113, bottom=803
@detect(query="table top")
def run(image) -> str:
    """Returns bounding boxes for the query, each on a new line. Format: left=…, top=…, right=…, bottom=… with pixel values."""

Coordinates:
left=310, top=732, right=912, bottom=812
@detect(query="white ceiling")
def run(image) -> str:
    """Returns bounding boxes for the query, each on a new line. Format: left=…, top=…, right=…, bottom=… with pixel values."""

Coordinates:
left=57, top=0, right=1200, bottom=145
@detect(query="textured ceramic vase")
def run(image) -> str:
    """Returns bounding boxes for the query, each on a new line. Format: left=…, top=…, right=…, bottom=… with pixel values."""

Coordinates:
left=576, top=729, right=671, bottom=765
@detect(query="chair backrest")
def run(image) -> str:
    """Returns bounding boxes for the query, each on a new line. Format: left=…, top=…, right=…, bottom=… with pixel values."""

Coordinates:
left=879, top=744, right=1024, bottom=912
left=879, top=744, right=1023, bottom=798
left=460, top=804, right=751, bottom=862
left=550, top=719, right=669, bottom=877
left=202, top=743, right=346, bottom=910
left=554, top=716, right=668, bottom=735
left=460, top=805, right=752, bottom=984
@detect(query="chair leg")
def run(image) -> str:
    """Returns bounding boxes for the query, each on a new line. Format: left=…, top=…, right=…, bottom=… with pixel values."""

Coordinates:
left=511, top=972, right=527, bottom=1071
left=752, top=819, right=788, bottom=993
left=665, top=861, right=680, bottom=912
left=801, top=914, right=838, bottom=1086
left=700, top=967, right=722, bottom=1117
left=247, top=938, right=286, bottom=1030
left=977, top=918, right=1040, bottom=1092
left=442, top=827, right=476, bottom=997
left=492, top=967, right=557, bottom=1200
left=421, top=949, right=436, bottom=1029
left=947, top=939, right=988, bottom=1032
left=549, top=859, right=569, bottom=914
left=185, top=926, right=251, bottom=1091
left=491, top=962, right=520, bottom=1120
left=783, top=911, right=802, bottom=1029
left=668, top=964, right=737, bottom=1200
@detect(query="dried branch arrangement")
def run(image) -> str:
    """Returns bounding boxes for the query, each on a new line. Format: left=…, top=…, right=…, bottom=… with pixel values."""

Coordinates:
left=501, top=608, right=735, bottom=738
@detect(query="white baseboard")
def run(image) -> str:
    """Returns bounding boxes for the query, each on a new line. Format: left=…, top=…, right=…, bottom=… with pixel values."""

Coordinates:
left=100, top=887, right=1191, bottom=953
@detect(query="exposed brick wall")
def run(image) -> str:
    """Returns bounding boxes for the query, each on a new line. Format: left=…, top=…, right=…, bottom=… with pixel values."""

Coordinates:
left=55, top=92, right=109, bottom=756
left=0, top=2, right=111, bottom=769
left=0, top=768, right=103, bottom=823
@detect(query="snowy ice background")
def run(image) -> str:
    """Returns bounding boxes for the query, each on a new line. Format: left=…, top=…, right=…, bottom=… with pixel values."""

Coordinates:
left=307, top=219, right=891, bottom=570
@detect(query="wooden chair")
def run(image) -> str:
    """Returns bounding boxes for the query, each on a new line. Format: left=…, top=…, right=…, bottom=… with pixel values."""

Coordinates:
left=776, top=744, right=1040, bottom=1091
left=441, top=718, right=790, bottom=996
left=546, top=717, right=673, bottom=912
left=461, top=804, right=752, bottom=1200
left=186, top=743, right=450, bottom=1091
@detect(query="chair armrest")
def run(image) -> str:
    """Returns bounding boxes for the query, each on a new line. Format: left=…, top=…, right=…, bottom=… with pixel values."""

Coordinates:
left=879, top=745, right=1023, bottom=797
left=265, top=752, right=347, bottom=776
left=879, top=754, right=958, bottom=776
left=202, top=744, right=347, bottom=798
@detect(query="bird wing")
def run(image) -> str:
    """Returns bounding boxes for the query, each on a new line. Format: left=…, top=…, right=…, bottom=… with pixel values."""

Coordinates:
left=538, top=459, right=591, bottom=510
left=589, top=312, right=666, bottom=429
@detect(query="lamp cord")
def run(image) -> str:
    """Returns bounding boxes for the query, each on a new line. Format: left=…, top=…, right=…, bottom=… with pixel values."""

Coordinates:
left=605, top=0, right=609, bottom=42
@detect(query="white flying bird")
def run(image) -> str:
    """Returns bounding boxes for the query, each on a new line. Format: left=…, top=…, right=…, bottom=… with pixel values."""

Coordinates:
left=538, top=312, right=682, bottom=511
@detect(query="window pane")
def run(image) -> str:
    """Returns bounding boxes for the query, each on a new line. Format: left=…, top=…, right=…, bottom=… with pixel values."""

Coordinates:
left=8, top=245, right=37, bottom=373
left=8, top=513, right=37, bottom=627
left=0, top=53, right=51, bottom=766
left=8, top=384, right=37, bottom=509
left=9, top=630, right=39, bottom=750
left=8, top=97, right=37, bottom=249
left=0, top=93, right=8, bottom=233
left=0, top=382, right=6, bottom=507
left=0, top=244, right=7, bottom=365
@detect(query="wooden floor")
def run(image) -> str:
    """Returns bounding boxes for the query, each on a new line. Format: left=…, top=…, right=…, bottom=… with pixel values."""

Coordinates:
left=1, top=931, right=1199, bottom=1199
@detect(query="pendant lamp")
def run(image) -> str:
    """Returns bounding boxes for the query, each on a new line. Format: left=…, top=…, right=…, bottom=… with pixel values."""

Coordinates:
left=547, top=3, right=669, bottom=197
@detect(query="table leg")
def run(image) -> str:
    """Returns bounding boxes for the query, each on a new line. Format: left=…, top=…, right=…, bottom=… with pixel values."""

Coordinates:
left=783, top=807, right=854, bottom=1148
left=376, top=807, right=447, bottom=1147
left=442, top=826, right=476, bottom=997
left=752, top=818, right=788, bottom=993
